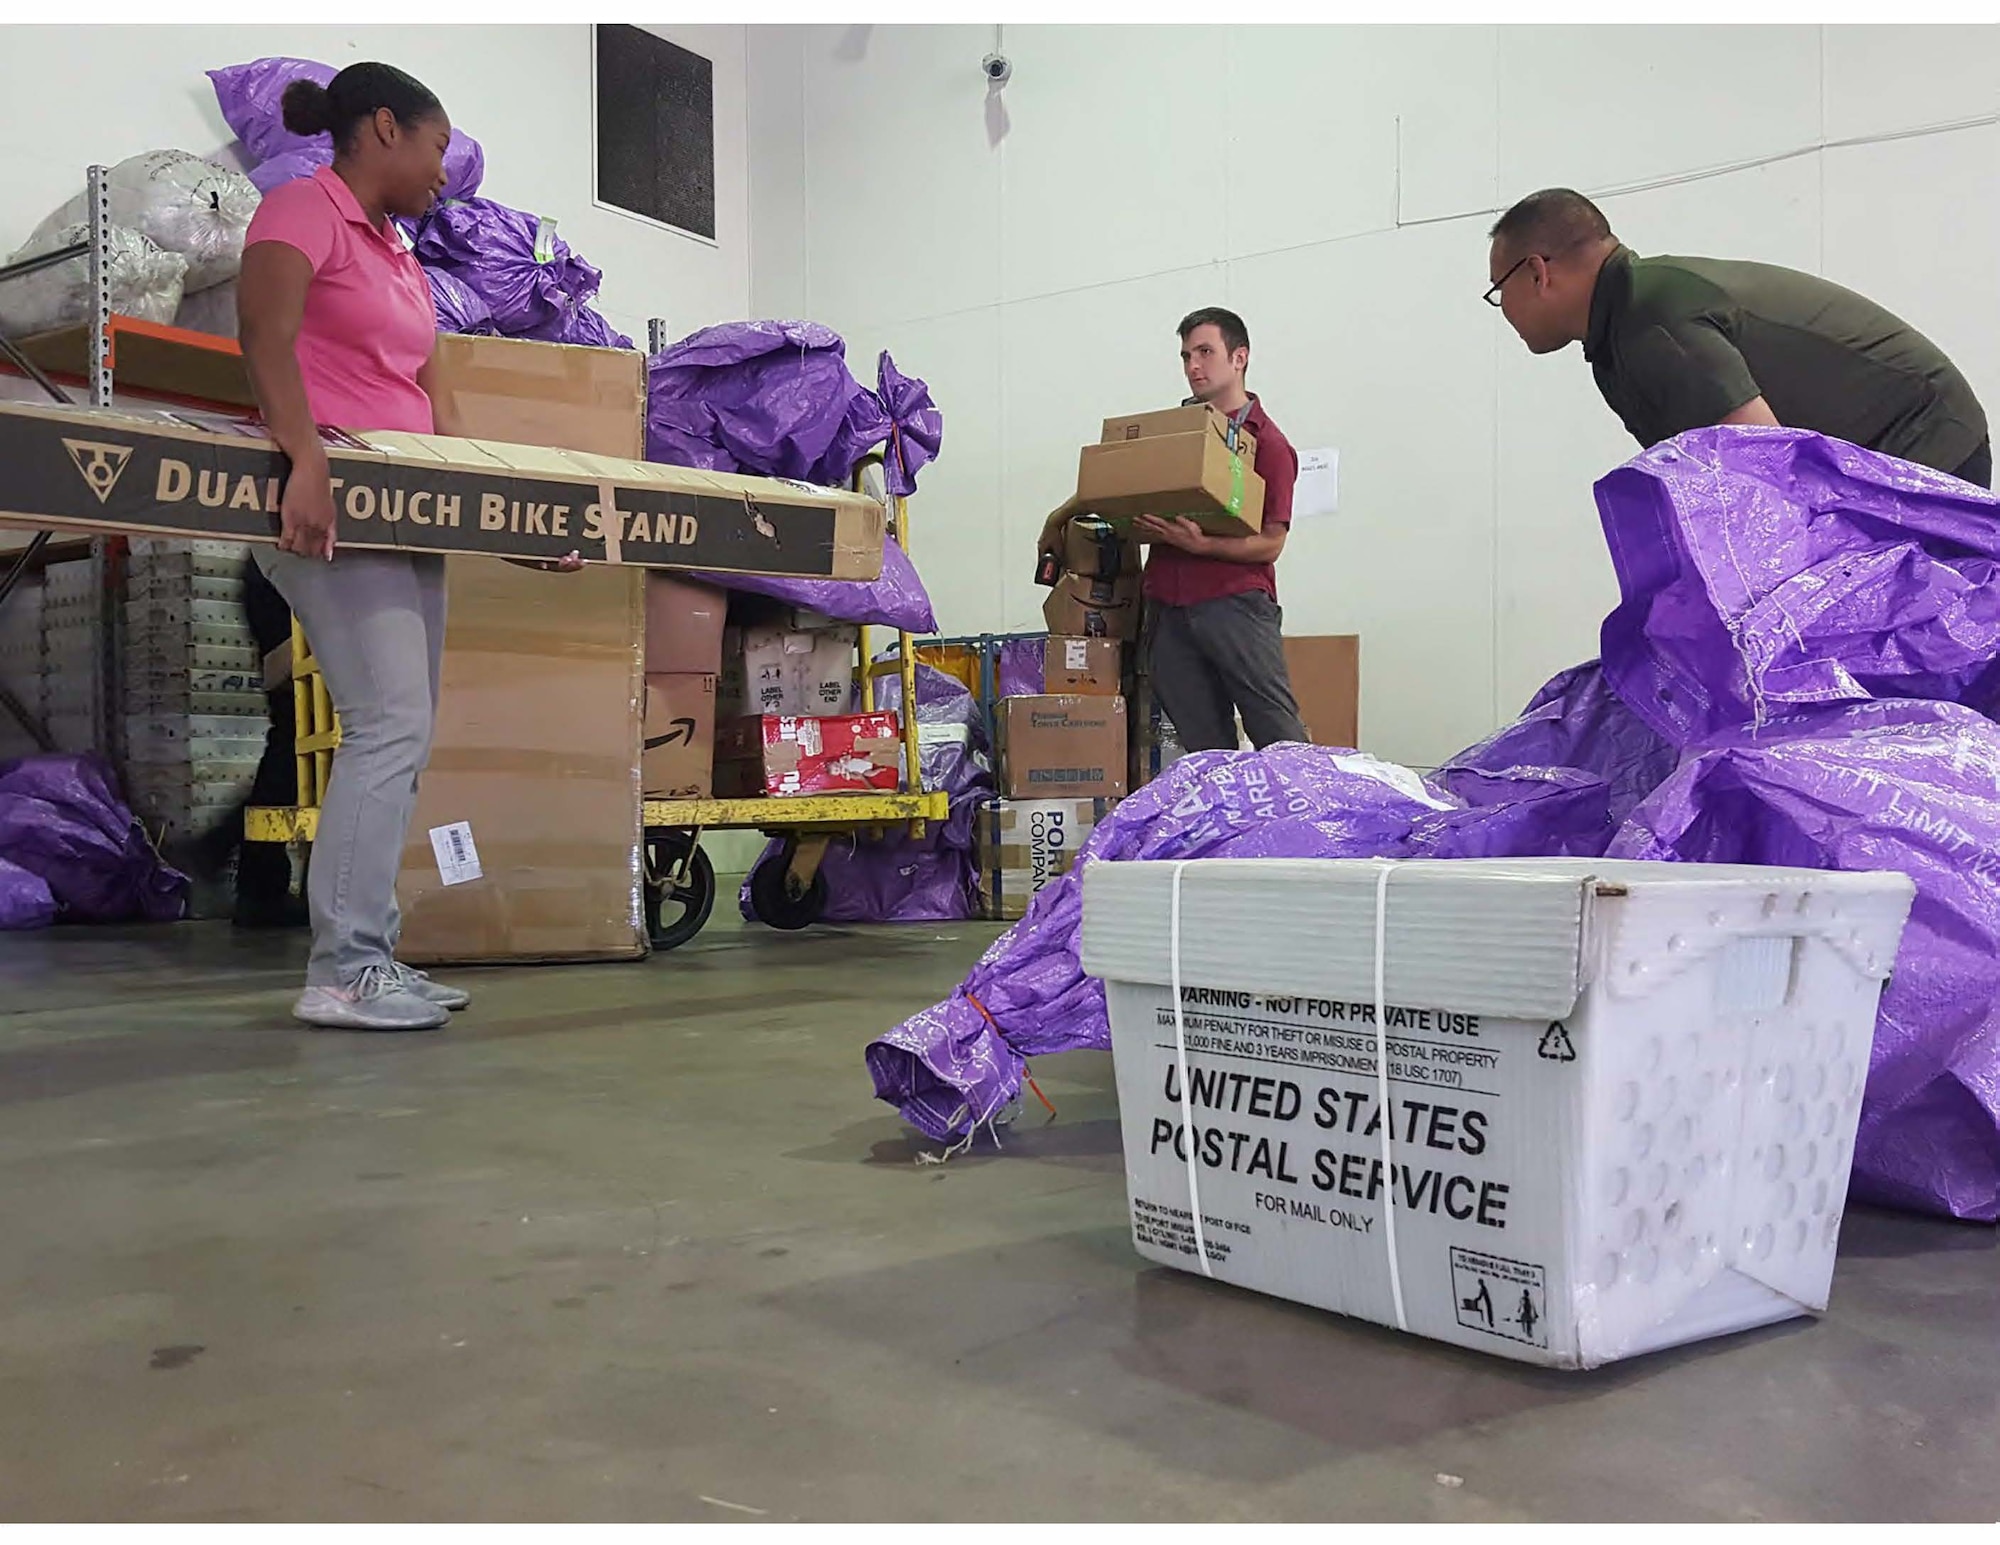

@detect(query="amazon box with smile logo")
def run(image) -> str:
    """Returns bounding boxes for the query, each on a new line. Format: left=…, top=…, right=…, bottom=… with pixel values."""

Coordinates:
left=0, top=397, right=884, bottom=580
left=642, top=673, right=718, bottom=798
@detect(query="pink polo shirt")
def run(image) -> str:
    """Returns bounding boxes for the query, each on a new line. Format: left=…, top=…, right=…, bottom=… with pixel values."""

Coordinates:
left=243, top=165, right=436, bottom=434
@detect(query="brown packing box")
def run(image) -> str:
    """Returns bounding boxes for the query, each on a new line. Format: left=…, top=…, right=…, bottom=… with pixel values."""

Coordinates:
left=0, top=396, right=885, bottom=580
left=1043, top=635, right=1122, bottom=695
left=975, top=797, right=1114, bottom=921
left=1099, top=403, right=1257, bottom=465
left=1283, top=634, right=1361, bottom=748
left=1042, top=570, right=1142, bottom=642
left=645, top=572, right=728, bottom=674
left=1060, top=514, right=1143, bottom=580
left=998, top=695, right=1128, bottom=799
left=395, top=335, right=651, bottom=965
left=642, top=672, right=718, bottom=797
left=396, top=558, right=647, bottom=964
left=1076, top=426, right=1264, bottom=538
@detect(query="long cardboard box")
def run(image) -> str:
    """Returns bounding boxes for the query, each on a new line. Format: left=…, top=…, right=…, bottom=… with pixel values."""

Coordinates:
left=0, top=397, right=885, bottom=580
left=396, top=558, right=647, bottom=964
left=1081, top=857, right=1916, bottom=1369
left=394, top=333, right=651, bottom=964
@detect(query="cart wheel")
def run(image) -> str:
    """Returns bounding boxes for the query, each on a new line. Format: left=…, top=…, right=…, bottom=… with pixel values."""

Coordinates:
left=644, top=830, right=715, bottom=952
left=749, top=848, right=828, bottom=931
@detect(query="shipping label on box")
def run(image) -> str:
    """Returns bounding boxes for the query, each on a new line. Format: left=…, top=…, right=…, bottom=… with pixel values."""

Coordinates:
left=1043, top=635, right=1122, bottom=696
left=976, top=797, right=1112, bottom=920
left=1099, top=404, right=1257, bottom=466
left=999, top=694, right=1128, bottom=799
left=714, top=711, right=901, bottom=798
left=642, top=672, right=717, bottom=797
left=0, top=398, right=886, bottom=580
left=1080, top=857, right=1917, bottom=1369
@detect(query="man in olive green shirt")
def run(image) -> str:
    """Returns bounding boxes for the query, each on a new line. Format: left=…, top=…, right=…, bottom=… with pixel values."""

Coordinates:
left=1486, top=188, right=1991, bottom=487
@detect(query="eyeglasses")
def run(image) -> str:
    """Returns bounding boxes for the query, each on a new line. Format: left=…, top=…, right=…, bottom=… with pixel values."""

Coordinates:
left=1483, top=254, right=1531, bottom=308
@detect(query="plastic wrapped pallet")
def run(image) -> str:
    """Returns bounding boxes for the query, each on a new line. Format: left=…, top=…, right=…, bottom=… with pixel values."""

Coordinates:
left=1082, top=856, right=1915, bottom=1369
left=0, top=224, right=187, bottom=338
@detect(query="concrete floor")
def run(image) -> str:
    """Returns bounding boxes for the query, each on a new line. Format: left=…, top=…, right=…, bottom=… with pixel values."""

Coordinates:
left=1, top=909, right=1996, bottom=1524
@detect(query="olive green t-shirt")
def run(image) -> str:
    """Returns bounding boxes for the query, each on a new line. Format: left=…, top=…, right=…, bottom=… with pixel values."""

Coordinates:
left=1584, top=246, right=1987, bottom=473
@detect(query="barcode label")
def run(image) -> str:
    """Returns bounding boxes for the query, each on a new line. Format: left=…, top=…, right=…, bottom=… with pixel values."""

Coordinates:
left=429, top=821, right=483, bottom=887
left=1065, top=639, right=1089, bottom=670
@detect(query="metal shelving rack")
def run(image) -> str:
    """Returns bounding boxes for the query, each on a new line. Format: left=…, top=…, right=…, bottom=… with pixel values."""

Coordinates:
left=0, top=165, right=119, bottom=758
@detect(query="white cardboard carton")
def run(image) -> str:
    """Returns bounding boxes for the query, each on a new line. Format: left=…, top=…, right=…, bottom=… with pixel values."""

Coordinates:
left=1079, top=857, right=1916, bottom=1369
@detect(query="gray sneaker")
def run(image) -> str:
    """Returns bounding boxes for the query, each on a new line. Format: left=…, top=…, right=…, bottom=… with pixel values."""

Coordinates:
left=293, top=965, right=450, bottom=1031
left=390, top=962, right=471, bottom=1012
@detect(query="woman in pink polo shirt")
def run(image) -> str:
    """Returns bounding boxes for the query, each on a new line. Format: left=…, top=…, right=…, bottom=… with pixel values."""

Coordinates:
left=237, top=63, right=575, bottom=1031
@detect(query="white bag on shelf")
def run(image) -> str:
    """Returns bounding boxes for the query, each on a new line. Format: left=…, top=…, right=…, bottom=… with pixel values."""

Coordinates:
left=0, top=222, right=188, bottom=338
left=30, top=150, right=260, bottom=294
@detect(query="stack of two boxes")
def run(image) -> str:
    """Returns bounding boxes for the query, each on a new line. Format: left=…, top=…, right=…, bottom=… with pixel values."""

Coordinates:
left=979, top=633, right=1128, bottom=921
left=641, top=573, right=899, bottom=800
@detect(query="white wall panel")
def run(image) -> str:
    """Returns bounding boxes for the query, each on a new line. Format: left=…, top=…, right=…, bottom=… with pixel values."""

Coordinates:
left=1822, top=126, right=2000, bottom=420
left=998, top=26, right=1231, bottom=305
left=1233, top=223, right=1498, bottom=769
left=1823, top=24, right=2000, bottom=141
left=1497, top=26, right=1821, bottom=203
left=798, top=24, right=1000, bottom=332
left=1222, top=25, right=1403, bottom=258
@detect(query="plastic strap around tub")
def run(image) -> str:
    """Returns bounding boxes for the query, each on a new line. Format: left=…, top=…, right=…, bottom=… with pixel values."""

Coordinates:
left=1373, top=859, right=1409, bottom=1332
left=1167, top=860, right=1213, bottom=1278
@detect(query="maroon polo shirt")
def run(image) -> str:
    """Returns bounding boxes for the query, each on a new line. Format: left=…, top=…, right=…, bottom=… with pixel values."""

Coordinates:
left=1142, top=394, right=1297, bottom=608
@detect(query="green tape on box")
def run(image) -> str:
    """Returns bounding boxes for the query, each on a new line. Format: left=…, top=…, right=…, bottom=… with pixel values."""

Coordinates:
left=1227, top=453, right=1244, bottom=516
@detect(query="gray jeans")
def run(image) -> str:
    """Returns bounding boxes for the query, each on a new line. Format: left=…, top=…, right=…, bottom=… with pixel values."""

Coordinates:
left=1144, top=589, right=1306, bottom=752
left=252, top=547, right=446, bottom=987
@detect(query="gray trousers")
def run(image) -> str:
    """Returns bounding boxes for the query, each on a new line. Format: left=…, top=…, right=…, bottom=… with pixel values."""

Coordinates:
left=253, top=547, right=447, bottom=987
left=1144, top=589, right=1306, bottom=752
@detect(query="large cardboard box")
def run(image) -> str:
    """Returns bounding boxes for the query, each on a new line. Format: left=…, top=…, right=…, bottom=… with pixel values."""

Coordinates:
left=1043, top=635, right=1122, bottom=696
left=396, top=559, right=646, bottom=963
left=645, top=572, right=728, bottom=674
left=976, top=797, right=1113, bottom=921
left=1100, top=403, right=1256, bottom=465
left=1042, top=571, right=1142, bottom=642
left=1075, top=405, right=1263, bottom=537
left=425, top=333, right=644, bottom=457
left=0, top=396, right=885, bottom=579
left=642, top=672, right=717, bottom=797
left=1081, top=857, right=1917, bottom=1369
left=717, top=624, right=857, bottom=718
left=714, top=711, right=901, bottom=798
left=395, top=335, right=649, bottom=964
left=1283, top=634, right=1360, bottom=748
left=998, top=695, right=1128, bottom=799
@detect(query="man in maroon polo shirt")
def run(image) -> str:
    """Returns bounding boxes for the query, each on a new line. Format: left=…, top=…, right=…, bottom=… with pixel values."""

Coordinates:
left=1129, top=307, right=1306, bottom=751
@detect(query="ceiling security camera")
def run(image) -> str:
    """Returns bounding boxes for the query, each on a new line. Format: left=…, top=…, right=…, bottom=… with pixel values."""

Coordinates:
left=982, top=52, right=1012, bottom=86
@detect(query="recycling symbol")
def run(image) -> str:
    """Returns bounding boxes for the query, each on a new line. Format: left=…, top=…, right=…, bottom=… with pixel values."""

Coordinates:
left=1537, top=1022, right=1577, bottom=1062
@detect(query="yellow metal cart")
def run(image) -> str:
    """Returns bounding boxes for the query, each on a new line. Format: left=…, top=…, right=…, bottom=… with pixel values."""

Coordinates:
left=245, top=454, right=946, bottom=952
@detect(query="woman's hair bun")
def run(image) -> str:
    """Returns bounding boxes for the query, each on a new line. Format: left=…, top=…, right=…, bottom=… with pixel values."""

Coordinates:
left=280, top=78, right=335, bottom=138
